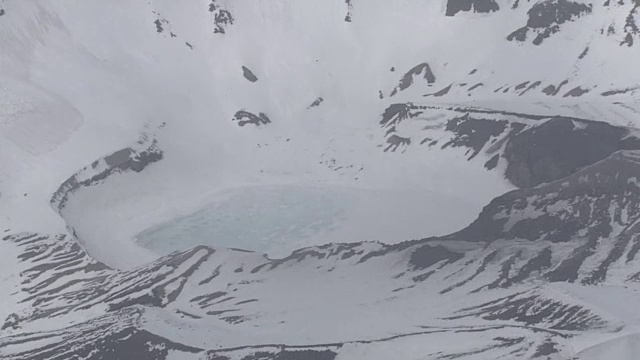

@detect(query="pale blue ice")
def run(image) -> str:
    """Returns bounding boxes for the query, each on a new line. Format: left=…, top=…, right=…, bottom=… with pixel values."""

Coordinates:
left=135, top=185, right=353, bottom=256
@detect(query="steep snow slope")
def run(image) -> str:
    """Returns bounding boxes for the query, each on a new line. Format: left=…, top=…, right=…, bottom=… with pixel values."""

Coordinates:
left=1, top=0, right=640, bottom=359
left=2, top=0, right=639, bottom=262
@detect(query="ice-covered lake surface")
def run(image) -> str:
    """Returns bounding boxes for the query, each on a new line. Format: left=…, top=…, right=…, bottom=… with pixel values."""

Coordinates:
left=135, top=184, right=481, bottom=257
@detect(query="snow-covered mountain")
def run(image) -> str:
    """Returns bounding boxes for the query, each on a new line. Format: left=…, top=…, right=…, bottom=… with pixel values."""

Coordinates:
left=1, top=0, right=640, bottom=359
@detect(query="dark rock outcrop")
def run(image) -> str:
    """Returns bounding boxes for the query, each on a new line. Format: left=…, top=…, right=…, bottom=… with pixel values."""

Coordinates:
left=507, top=0, right=592, bottom=45
left=621, top=1, right=639, bottom=46
left=209, top=0, right=234, bottom=34
left=344, top=0, right=353, bottom=22
left=308, top=97, right=324, bottom=108
left=242, top=66, right=258, bottom=82
left=390, top=63, right=436, bottom=96
left=452, top=150, right=640, bottom=246
left=409, top=245, right=464, bottom=270
left=51, top=140, right=163, bottom=211
left=232, top=110, right=272, bottom=127
left=0, top=308, right=202, bottom=360
left=563, top=86, right=589, bottom=97
left=446, top=0, right=499, bottom=16
left=503, top=117, right=640, bottom=187
left=449, top=290, right=607, bottom=331
left=441, top=114, right=508, bottom=160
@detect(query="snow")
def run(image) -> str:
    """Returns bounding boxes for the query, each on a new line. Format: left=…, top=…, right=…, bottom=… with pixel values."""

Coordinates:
left=165, top=351, right=201, bottom=360
left=134, top=183, right=489, bottom=257
left=575, top=333, right=640, bottom=360
left=1, top=0, right=637, bottom=267
left=1, top=0, right=640, bottom=358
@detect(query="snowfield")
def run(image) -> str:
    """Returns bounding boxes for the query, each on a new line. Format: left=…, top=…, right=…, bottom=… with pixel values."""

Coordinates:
left=2, top=0, right=640, bottom=359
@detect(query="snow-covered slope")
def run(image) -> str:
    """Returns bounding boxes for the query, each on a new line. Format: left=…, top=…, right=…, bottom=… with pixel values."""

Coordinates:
left=1, top=0, right=640, bottom=359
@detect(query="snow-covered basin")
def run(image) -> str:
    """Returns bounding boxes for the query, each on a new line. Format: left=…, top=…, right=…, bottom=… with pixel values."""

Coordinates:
left=134, top=183, right=480, bottom=257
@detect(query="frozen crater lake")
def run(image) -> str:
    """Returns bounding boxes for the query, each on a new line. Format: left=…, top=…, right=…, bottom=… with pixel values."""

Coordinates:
left=134, top=184, right=482, bottom=257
